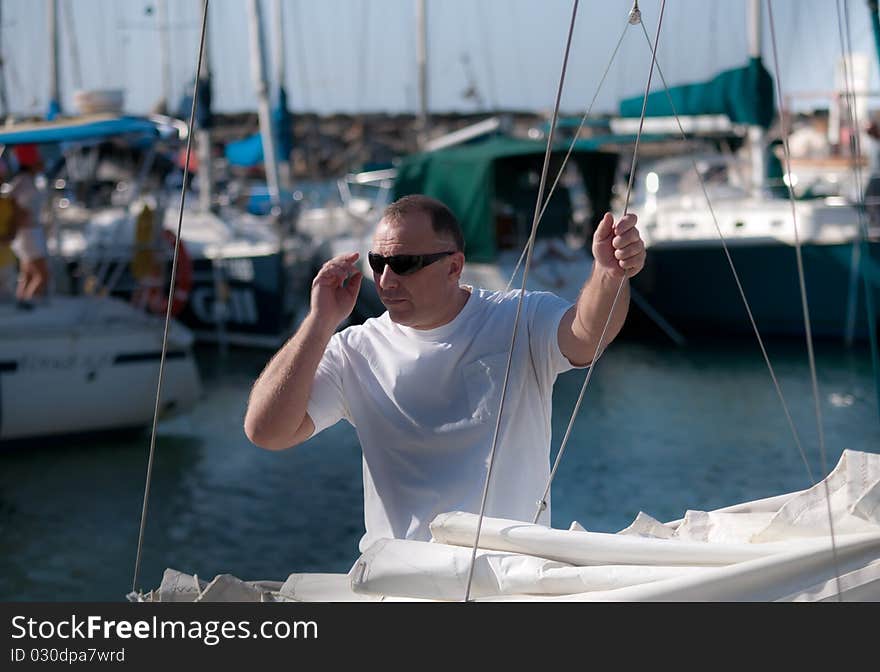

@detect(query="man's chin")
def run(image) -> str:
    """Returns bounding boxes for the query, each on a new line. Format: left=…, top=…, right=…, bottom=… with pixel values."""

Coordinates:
left=383, top=301, right=415, bottom=325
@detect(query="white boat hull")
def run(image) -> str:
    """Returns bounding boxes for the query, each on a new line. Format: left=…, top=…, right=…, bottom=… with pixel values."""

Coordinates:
left=0, top=296, right=201, bottom=441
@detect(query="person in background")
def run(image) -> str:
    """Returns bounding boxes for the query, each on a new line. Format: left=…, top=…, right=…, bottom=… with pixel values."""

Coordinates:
left=6, top=144, right=50, bottom=303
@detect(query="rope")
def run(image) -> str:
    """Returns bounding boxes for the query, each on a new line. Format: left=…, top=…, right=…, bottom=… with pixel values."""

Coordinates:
left=767, top=0, right=842, bottom=599
left=533, top=0, right=668, bottom=524
left=463, top=0, right=580, bottom=603
left=131, top=0, right=209, bottom=595
left=633, top=20, right=814, bottom=485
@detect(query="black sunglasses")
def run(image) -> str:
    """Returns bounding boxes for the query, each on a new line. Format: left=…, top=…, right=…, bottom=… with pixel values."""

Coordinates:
left=367, top=250, right=455, bottom=276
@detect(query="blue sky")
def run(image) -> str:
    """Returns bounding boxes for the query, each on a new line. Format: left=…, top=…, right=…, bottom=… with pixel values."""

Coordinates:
left=1, top=0, right=877, bottom=116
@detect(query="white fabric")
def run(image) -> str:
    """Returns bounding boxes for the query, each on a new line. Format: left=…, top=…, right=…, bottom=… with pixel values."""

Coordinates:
left=473, top=532, right=880, bottom=602
left=279, top=573, right=382, bottom=602
left=555, top=532, right=880, bottom=602
left=750, top=449, right=880, bottom=542
left=618, top=511, right=676, bottom=539
left=342, top=450, right=880, bottom=601
left=429, top=511, right=782, bottom=566
left=350, top=538, right=712, bottom=600
left=306, top=287, right=577, bottom=552
left=145, top=451, right=880, bottom=602
left=674, top=510, right=777, bottom=543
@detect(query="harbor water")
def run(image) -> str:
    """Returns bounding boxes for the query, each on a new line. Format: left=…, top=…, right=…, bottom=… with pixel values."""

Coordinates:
left=1, top=334, right=878, bottom=601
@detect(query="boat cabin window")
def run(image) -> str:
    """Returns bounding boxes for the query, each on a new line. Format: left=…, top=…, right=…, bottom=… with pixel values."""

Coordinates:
left=493, top=156, right=588, bottom=250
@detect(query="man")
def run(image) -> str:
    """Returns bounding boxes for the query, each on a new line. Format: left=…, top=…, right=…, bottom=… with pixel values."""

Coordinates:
left=245, top=195, right=645, bottom=552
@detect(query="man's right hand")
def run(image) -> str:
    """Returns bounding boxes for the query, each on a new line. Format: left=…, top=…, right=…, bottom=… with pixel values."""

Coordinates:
left=310, top=252, right=363, bottom=328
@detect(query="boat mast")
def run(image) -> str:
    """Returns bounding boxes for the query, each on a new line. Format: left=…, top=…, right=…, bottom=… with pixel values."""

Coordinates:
left=748, top=0, right=764, bottom=195
left=416, top=0, right=429, bottom=148
left=247, top=0, right=282, bottom=214
left=271, top=0, right=291, bottom=190
left=157, top=0, right=172, bottom=114
left=195, top=0, right=213, bottom=212
left=48, top=0, right=60, bottom=118
left=0, top=2, right=8, bottom=119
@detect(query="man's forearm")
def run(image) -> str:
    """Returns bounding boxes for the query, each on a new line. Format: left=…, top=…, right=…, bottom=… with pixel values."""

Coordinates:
left=244, top=311, right=337, bottom=449
left=564, top=266, right=630, bottom=365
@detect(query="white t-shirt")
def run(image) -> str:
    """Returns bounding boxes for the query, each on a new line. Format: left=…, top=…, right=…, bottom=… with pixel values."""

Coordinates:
left=306, top=286, right=580, bottom=552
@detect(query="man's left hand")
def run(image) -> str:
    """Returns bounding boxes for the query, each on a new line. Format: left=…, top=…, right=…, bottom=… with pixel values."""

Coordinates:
left=591, top=211, right=645, bottom=279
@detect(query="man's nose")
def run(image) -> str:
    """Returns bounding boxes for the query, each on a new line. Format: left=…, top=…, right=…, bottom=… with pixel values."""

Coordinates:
left=378, top=265, right=400, bottom=289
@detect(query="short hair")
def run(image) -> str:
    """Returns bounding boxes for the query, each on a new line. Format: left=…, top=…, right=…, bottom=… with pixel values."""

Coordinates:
left=382, top=194, right=465, bottom=252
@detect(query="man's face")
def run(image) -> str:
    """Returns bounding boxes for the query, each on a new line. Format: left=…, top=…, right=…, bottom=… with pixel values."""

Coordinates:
left=370, top=211, right=464, bottom=329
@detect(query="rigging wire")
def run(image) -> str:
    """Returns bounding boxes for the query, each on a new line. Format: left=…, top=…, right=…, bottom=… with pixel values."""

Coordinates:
left=767, top=0, right=843, bottom=600
left=630, top=19, right=814, bottom=485
left=837, top=0, right=880, bottom=417
left=463, top=0, right=581, bottom=603
left=505, top=21, right=630, bottom=292
left=131, top=0, right=210, bottom=596
left=532, top=0, right=668, bottom=524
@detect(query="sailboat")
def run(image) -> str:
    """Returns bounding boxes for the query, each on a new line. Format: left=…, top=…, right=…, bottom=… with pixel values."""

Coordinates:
left=621, top=0, right=880, bottom=342
left=152, top=0, right=309, bottom=348
left=0, top=117, right=202, bottom=442
left=48, top=0, right=320, bottom=349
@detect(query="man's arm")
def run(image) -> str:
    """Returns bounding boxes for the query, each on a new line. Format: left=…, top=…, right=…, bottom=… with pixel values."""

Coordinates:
left=557, top=212, right=645, bottom=367
left=244, top=252, right=362, bottom=450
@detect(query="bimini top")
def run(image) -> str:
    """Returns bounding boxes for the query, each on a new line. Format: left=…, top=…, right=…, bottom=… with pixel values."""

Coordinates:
left=0, top=114, right=179, bottom=147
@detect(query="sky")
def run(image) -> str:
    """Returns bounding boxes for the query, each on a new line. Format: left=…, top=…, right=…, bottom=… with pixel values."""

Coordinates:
left=0, top=0, right=877, bottom=117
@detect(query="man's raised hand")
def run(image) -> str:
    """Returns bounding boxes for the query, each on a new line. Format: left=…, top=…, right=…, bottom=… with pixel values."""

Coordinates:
left=311, top=252, right=363, bottom=328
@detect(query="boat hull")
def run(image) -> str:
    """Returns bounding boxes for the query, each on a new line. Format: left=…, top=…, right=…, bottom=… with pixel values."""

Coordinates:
left=173, top=250, right=311, bottom=349
left=629, top=239, right=880, bottom=341
left=60, top=205, right=317, bottom=349
left=0, top=298, right=202, bottom=441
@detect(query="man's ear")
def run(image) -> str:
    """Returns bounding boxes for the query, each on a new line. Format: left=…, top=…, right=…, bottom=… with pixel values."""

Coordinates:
left=448, top=251, right=465, bottom=279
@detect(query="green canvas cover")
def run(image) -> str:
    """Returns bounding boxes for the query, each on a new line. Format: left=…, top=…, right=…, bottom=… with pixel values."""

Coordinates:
left=391, top=136, right=617, bottom=262
left=619, top=57, right=775, bottom=129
